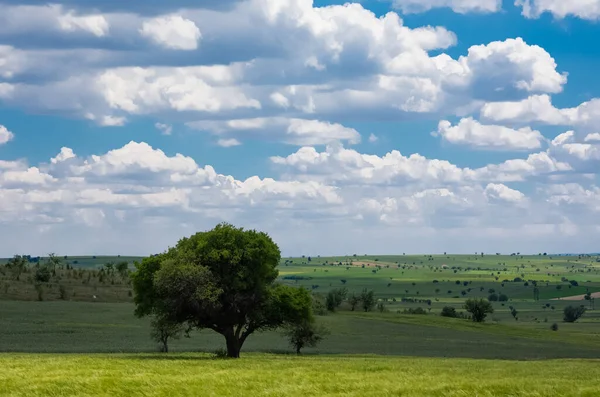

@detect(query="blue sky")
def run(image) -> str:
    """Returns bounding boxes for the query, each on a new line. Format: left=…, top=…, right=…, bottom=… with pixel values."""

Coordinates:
left=1, top=0, right=600, bottom=256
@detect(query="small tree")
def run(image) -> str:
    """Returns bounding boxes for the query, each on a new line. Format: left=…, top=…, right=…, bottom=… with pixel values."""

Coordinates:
left=284, top=320, right=329, bottom=354
left=463, top=298, right=494, bottom=322
left=348, top=293, right=360, bottom=311
left=6, top=255, right=27, bottom=281
left=563, top=305, right=586, bottom=323
left=325, top=287, right=347, bottom=312
left=360, top=289, right=375, bottom=312
left=150, top=316, right=184, bottom=353
left=488, top=293, right=499, bottom=301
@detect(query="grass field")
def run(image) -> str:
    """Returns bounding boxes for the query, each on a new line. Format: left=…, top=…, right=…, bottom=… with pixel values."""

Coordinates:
left=1, top=253, right=599, bottom=396
left=1, top=354, right=599, bottom=397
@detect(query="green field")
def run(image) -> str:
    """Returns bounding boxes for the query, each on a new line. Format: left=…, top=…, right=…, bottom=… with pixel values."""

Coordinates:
left=1, top=253, right=599, bottom=396
left=2, top=354, right=599, bottom=397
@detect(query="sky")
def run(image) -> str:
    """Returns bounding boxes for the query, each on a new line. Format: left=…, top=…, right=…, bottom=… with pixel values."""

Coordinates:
left=1, top=0, right=600, bottom=257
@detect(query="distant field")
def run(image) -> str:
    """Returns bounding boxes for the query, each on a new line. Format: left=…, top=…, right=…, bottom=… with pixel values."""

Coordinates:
left=1, top=301, right=600, bottom=359
left=1, top=354, right=599, bottom=397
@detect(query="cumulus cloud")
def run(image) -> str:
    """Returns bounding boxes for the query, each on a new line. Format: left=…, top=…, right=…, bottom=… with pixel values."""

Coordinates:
left=481, top=94, right=600, bottom=130
left=140, top=15, right=202, bottom=50
left=516, top=0, right=600, bottom=20
left=189, top=117, right=361, bottom=146
left=57, top=10, right=110, bottom=36
left=435, top=117, right=544, bottom=150
left=392, top=0, right=502, bottom=14
left=484, top=183, right=525, bottom=203
left=0, top=125, right=14, bottom=145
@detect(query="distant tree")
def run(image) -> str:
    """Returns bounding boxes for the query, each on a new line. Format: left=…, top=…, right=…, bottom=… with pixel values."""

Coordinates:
left=488, top=293, right=499, bottom=301
left=348, top=293, right=360, bottom=312
left=325, top=287, right=347, bottom=312
left=284, top=320, right=329, bottom=354
left=6, top=255, right=27, bottom=281
left=463, top=299, right=494, bottom=323
left=150, top=315, right=184, bottom=353
left=498, top=294, right=509, bottom=302
left=116, top=261, right=129, bottom=279
left=533, top=286, right=540, bottom=301
left=34, top=266, right=52, bottom=283
left=550, top=322, right=558, bottom=331
left=44, top=253, right=63, bottom=275
left=563, top=305, right=586, bottom=323
left=360, top=289, right=376, bottom=312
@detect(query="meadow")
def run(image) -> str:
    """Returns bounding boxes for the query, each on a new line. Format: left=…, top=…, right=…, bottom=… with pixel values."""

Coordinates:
left=2, top=354, right=599, bottom=397
left=1, top=253, right=599, bottom=395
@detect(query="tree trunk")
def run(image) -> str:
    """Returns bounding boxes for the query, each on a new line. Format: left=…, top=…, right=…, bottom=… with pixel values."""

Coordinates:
left=224, top=328, right=242, bottom=358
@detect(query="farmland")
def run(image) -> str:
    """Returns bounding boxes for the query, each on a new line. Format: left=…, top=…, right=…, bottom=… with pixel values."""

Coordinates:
left=1, top=253, right=599, bottom=396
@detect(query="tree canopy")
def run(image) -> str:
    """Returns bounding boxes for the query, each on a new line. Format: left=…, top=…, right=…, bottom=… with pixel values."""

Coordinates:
left=132, top=223, right=314, bottom=358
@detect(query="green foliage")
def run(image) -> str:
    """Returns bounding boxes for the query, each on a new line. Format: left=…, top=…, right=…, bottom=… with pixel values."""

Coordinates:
left=463, top=299, right=494, bottom=323
left=488, top=293, right=499, bottom=301
left=360, top=289, right=376, bottom=312
left=283, top=320, right=329, bottom=354
left=34, top=266, right=52, bottom=283
left=498, top=294, right=508, bottom=302
left=131, top=223, right=313, bottom=358
left=58, top=285, right=68, bottom=301
left=551, top=323, right=559, bottom=331
left=563, top=305, right=586, bottom=323
left=6, top=255, right=27, bottom=281
left=150, top=315, right=184, bottom=353
left=348, top=293, right=360, bottom=311
left=402, top=307, right=427, bottom=315
left=325, top=287, right=347, bottom=312
left=440, top=306, right=458, bottom=318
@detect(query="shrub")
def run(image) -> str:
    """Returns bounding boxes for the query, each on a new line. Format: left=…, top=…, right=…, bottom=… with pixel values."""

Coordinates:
left=563, top=305, right=586, bottom=323
left=551, top=323, right=559, bottom=331
left=403, top=307, right=428, bottom=315
left=150, top=316, right=184, bottom=353
left=464, top=299, right=494, bottom=322
left=34, top=267, right=51, bottom=283
left=498, top=294, right=509, bottom=302
left=325, top=287, right=347, bottom=312
left=376, top=302, right=386, bottom=313
left=488, top=293, right=499, bottom=301
left=441, top=306, right=458, bottom=318
left=34, top=283, right=44, bottom=301
left=284, top=321, right=329, bottom=354
left=58, top=285, right=68, bottom=300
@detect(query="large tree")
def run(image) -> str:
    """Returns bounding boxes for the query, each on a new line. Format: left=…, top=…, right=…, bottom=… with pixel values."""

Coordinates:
left=132, top=223, right=314, bottom=358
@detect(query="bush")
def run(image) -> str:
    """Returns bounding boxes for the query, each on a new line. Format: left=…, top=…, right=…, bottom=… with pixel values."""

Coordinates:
left=58, top=285, right=68, bottom=300
left=563, top=305, right=586, bottom=323
left=488, top=293, right=499, bottom=301
left=402, top=307, right=428, bottom=315
left=34, top=266, right=51, bottom=283
left=284, top=321, right=329, bottom=354
left=551, top=323, right=559, bottom=331
left=325, top=287, right=347, bottom=312
left=440, top=306, right=458, bottom=318
left=464, top=299, right=494, bottom=323
left=498, top=294, right=508, bottom=302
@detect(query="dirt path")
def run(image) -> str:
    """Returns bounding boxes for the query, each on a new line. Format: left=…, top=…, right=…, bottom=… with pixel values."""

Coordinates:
left=551, top=292, right=600, bottom=301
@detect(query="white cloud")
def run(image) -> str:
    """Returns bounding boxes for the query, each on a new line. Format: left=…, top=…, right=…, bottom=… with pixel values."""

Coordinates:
left=585, top=133, right=600, bottom=142
left=217, top=138, right=242, bottom=147
left=435, top=117, right=544, bottom=150
left=392, top=0, right=502, bottom=14
left=57, top=10, right=110, bottom=37
left=155, top=123, right=173, bottom=135
left=481, top=94, right=600, bottom=130
left=0, top=125, right=14, bottom=145
left=484, top=183, right=525, bottom=203
left=516, top=0, right=600, bottom=20
left=368, top=133, right=378, bottom=143
left=140, top=15, right=202, bottom=50
left=190, top=117, right=361, bottom=146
